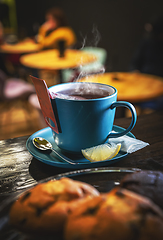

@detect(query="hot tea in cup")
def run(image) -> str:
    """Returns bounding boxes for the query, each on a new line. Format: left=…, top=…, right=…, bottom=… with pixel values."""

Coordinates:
left=50, top=83, right=114, bottom=100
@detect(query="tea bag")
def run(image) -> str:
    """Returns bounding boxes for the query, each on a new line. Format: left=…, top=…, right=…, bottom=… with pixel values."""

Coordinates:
left=108, top=132, right=149, bottom=153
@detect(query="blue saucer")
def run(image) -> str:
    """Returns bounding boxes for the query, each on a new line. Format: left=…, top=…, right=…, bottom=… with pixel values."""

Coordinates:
left=26, top=126, right=135, bottom=169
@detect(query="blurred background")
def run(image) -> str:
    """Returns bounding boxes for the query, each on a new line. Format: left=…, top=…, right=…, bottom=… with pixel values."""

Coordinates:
left=0, top=0, right=163, bottom=140
left=14, top=0, right=163, bottom=71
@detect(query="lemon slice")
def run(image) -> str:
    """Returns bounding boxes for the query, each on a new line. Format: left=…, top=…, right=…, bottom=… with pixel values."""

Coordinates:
left=81, top=143, right=121, bottom=162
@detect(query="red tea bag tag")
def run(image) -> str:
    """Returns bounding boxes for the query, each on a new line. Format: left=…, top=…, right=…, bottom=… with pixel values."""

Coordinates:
left=30, top=75, right=59, bottom=134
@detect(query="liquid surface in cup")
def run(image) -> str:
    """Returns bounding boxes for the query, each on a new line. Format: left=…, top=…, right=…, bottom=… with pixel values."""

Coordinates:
left=55, top=85, right=113, bottom=100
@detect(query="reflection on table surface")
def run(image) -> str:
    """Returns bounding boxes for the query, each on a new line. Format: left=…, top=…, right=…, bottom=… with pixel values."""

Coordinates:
left=0, top=39, right=40, bottom=54
left=0, top=110, right=163, bottom=203
left=20, top=49, right=96, bottom=70
left=80, top=72, right=163, bottom=102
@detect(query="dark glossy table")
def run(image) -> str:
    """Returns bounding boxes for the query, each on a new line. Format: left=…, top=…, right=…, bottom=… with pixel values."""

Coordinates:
left=0, top=110, right=163, bottom=204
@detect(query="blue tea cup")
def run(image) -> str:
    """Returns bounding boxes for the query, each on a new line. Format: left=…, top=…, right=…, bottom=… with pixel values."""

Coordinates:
left=47, top=82, right=137, bottom=153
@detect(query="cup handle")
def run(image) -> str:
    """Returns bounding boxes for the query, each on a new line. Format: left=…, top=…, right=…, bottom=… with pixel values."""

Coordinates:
left=108, top=101, right=137, bottom=138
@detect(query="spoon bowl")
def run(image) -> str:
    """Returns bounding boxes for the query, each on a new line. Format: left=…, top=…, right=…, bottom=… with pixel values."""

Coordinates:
left=33, top=137, right=78, bottom=165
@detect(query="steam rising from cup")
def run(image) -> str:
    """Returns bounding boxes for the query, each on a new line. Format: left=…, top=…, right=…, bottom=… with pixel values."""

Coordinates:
left=73, top=25, right=105, bottom=82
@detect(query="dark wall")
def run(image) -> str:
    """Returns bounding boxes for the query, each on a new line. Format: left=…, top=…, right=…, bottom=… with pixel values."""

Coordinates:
left=15, top=0, right=163, bottom=71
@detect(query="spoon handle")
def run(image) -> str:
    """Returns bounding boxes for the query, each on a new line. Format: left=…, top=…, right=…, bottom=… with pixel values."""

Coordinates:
left=51, top=148, right=78, bottom=165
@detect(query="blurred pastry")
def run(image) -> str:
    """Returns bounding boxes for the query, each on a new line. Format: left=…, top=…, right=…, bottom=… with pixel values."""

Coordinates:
left=64, top=187, right=163, bottom=240
left=9, top=177, right=99, bottom=238
left=120, top=170, right=163, bottom=209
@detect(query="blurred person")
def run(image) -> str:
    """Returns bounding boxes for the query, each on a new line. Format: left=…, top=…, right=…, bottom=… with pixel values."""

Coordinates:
left=37, top=7, right=77, bottom=49
left=130, top=15, right=163, bottom=77
left=129, top=15, right=163, bottom=111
